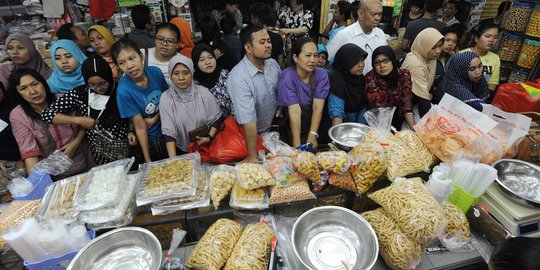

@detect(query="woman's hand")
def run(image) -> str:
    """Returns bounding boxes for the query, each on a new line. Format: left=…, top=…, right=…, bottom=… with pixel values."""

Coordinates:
left=128, top=132, right=138, bottom=146
left=214, top=48, right=224, bottom=59
left=61, top=140, right=80, bottom=157
left=196, top=136, right=211, bottom=146
left=76, top=117, right=96, bottom=130
left=307, top=134, right=318, bottom=150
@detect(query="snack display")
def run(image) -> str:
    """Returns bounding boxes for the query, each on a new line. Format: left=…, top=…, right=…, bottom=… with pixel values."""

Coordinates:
left=151, top=167, right=210, bottom=214
left=87, top=196, right=137, bottom=230
left=293, top=151, right=321, bottom=183
left=507, top=68, right=529, bottom=83
left=504, top=2, right=534, bottom=33
left=498, top=33, right=524, bottom=62
left=328, top=171, right=357, bottom=192
left=369, top=178, right=448, bottom=244
left=230, top=183, right=268, bottom=209
left=0, top=200, right=41, bottom=250
left=526, top=5, right=540, bottom=37
left=74, top=158, right=133, bottom=211
left=517, top=38, right=540, bottom=69
left=395, top=130, right=437, bottom=170
left=266, top=156, right=303, bottom=187
left=79, top=173, right=140, bottom=224
left=316, top=151, right=350, bottom=174
left=209, top=165, right=236, bottom=209
left=349, top=143, right=386, bottom=194
left=236, top=163, right=275, bottom=190
left=137, top=154, right=199, bottom=206
left=186, top=219, right=242, bottom=270
left=363, top=208, right=424, bottom=270
left=37, top=174, right=86, bottom=223
left=224, top=222, right=274, bottom=270
left=442, top=203, right=471, bottom=242
left=269, top=180, right=316, bottom=205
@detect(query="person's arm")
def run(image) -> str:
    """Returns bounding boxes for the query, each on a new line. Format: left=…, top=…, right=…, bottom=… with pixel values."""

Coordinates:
left=52, top=114, right=95, bottom=130
left=132, top=114, right=151, bottom=163
left=287, top=104, right=302, bottom=147
left=487, top=57, right=500, bottom=91
left=280, top=26, right=309, bottom=35
left=42, top=90, right=95, bottom=129
left=24, top=157, right=39, bottom=175
left=307, top=99, right=324, bottom=149
left=328, top=93, right=345, bottom=126
left=400, top=69, right=415, bottom=129
left=165, top=140, right=177, bottom=158
left=323, top=19, right=335, bottom=37
left=242, top=122, right=259, bottom=163
left=401, top=38, right=410, bottom=51
left=405, top=113, right=415, bottom=130
left=401, top=25, right=412, bottom=52
left=144, top=111, right=160, bottom=128
left=61, top=129, right=86, bottom=157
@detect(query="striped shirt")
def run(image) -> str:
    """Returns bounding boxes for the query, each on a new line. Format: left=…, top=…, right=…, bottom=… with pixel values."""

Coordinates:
left=226, top=56, right=281, bottom=132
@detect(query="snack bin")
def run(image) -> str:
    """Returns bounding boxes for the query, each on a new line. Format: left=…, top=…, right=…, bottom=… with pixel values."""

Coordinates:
left=504, top=2, right=535, bottom=33
left=498, top=32, right=524, bottom=62
left=525, top=5, right=540, bottom=37
left=517, top=38, right=540, bottom=69
left=23, top=230, right=96, bottom=270
left=12, top=171, right=53, bottom=200
left=507, top=68, right=530, bottom=83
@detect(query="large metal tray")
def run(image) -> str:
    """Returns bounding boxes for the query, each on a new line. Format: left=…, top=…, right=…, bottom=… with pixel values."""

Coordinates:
left=492, top=159, right=540, bottom=207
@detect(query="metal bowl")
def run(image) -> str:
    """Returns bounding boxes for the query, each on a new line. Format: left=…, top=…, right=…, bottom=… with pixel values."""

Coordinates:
left=292, top=206, right=379, bottom=270
left=67, top=227, right=162, bottom=270
left=492, top=159, right=540, bottom=207
left=328, top=123, right=371, bottom=151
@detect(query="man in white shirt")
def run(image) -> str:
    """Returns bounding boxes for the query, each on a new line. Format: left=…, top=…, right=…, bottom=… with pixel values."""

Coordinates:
left=438, top=0, right=460, bottom=26
left=326, top=0, right=386, bottom=74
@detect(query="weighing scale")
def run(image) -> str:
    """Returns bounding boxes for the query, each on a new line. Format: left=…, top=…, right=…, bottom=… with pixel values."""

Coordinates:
left=479, top=183, right=540, bottom=237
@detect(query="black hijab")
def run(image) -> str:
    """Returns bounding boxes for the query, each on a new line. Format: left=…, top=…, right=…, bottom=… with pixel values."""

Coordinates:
left=82, top=54, right=115, bottom=95
left=192, top=44, right=223, bottom=89
left=330, top=43, right=368, bottom=113
left=371, top=45, right=399, bottom=90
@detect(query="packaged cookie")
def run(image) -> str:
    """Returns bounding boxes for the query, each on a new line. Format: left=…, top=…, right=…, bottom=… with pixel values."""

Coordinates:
left=209, top=165, right=237, bottom=210
left=269, top=180, right=316, bottom=205
left=328, top=171, right=357, bottom=192
left=265, top=156, right=303, bottom=187
left=236, top=163, right=275, bottom=190
left=316, top=151, right=350, bottom=175
left=37, top=173, right=87, bottom=223
left=230, top=183, right=269, bottom=210
left=293, top=151, right=321, bottom=183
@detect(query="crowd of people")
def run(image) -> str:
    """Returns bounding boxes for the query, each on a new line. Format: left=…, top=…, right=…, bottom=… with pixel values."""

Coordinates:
left=0, top=0, right=505, bottom=179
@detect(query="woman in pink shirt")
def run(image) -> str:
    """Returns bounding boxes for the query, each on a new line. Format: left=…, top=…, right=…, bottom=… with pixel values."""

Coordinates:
left=9, top=68, right=93, bottom=178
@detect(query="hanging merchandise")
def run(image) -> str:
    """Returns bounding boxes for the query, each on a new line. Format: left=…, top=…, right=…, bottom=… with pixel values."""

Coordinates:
left=89, top=0, right=117, bottom=20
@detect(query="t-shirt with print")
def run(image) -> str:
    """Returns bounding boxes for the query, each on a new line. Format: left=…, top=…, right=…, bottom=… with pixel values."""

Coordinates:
left=141, top=48, right=184, bottom=88
left=117, top=66, right=168, bottom=140
left=461, top=48, right=501, bottom=86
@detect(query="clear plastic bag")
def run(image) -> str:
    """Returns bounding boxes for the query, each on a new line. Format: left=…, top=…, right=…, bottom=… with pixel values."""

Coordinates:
left=265, top=215, right=302, bottom=270
left=137, top=153, right=200, bottom=206
left=230, top=183, right=269, bottom=210
left=151, top=166, right=210, bottom=215
left=86, top=195, right=138, bottom=230
left=395, top=130, right=437, bottom=170
left=316, top=151, right=350, bottom=175
left=269, top=180, right=316, bottom=205
left=74, top=157, right=134, bottom=211
left=223, top=222, right=274, bottom=270
left=32, top=150, right=73, bottom=176
left=186, top=218, right=242, bottom=270
left=348, top=142, right=386, bottom=194
left=368, top=178, right=448, bottom=244
left=236, top=163, right=275, bottom=190
left=328, top=171, right=357, bottom=192
left=364, top=107, right=396, bottom=138
left=208, top=165, right=236, bottom=210
left=37, top=173, right=87, bottom=223
left=440, top=203, right=471, bottom=251
left=265, top=156, right=303, bottom=187
left=0, top=200, right=41, bottom=250
left=362, top=208, right=424, bottom=270
left=161, top=228, right=188, bottom=270
left=79, top=173, right=140, bottom=224
left=261, top=132, right=296, bottom=156
left=293, top=151, right=321, bottom=183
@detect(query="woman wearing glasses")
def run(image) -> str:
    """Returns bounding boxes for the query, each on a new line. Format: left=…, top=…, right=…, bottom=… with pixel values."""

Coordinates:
left=87, top=25, right=120, bottom=81
left=365, top=46, right=415, bottom=130
left=41, top=54, right=135, bottom=165
left=142, top=23, right=184, bottom=87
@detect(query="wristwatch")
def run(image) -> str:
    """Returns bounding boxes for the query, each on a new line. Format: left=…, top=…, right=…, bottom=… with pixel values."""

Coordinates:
left=309, top=131, right=319, bottom=138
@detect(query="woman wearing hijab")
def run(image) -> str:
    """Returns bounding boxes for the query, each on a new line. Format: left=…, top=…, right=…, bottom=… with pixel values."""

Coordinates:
left=171, top=17, right=195, bottom=58
left=42, top=54, right=136, bottom=165
left=328, top=43, right=368, bottom=126
left=47, top=39, right=87, bottom=94
left=401, top=27, right=444, bottom=118
left=443, top=51, right=490, bottom=111
left=160, top=55, right=224, bottom=158
left=87, top=25, right=120, bottom=81
left=0, top=33, right=52, bottom=88
left=366, top=46, right=414, bottom=130
left=192, top=44, right=232, bottom=116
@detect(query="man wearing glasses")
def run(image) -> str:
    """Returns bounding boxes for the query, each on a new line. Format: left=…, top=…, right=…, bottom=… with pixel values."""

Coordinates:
left=326, top=0, right=387, bottom=74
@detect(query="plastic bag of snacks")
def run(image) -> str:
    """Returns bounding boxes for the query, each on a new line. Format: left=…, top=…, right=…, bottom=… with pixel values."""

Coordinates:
left=362, top=208, right=424, bottom=270
left=0, top=200, right=41, bottom=250
left=230, top=183, right=269, bottom=210
left=328, top=171, right=357, bottom=192
left=236, top=163, right=275, bottom=190
left=224, top=222, right=274, bottom=270
left=414, top=95, right=498, bottom=164
left=482, top=105, right=531, bottom=159
left=395, top=130, right=437, bottom=169
left=209, top=165, right=236, bottom=210
left=440, top=203, right=471, bottom=251
left=269, top=180, right=316, bottom=204
left=293, top=151, right=321, bottom=183
left=348, top=142, right=386, bottom=194
left=186, top=218, right=243, bottom=270
left=316, top=151, right=350, bottom=175
left=369, top=178, right=448, bottom=244
left=265, top=156, right=303, bottom=187
left=37, top=173, right=87, bottom=223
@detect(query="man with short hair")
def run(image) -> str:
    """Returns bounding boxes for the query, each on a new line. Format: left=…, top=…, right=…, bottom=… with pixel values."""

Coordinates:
left=127, top=4, right=155, bottom=49
left=323, top=1, right=352, bottom=43
left=56, top=23, right=90, bottom=53
left=326, top=0, right=386, bottom=74
left=250, top=2, right=284, bottom=66
left=227, top=25, right=281, bottom=163
left=212, top=0, right=243, bottom=30
left=402, top=0, right=445, bottom=52
left=438, top=0, right=460, bottom=26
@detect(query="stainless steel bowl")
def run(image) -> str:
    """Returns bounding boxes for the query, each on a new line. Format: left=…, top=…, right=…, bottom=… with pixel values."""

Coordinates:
left=328, top=123, right=371, bottom=151
left=292, top=206, right=379, bottom=270
left=67, top=227, right=162, bottom=270
left=492, top=159, right=540, bottom=207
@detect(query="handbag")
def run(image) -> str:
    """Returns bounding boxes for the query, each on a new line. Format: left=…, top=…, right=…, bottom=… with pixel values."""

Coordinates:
left=92, top=131, right=131, bottom=164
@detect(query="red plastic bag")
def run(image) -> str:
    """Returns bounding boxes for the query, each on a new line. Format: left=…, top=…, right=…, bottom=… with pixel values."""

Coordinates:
left=492, top=79, right=540, bottom=115
left=89, top=0, right=116, bottom=20
left=188, top=143, right=211, bottom=163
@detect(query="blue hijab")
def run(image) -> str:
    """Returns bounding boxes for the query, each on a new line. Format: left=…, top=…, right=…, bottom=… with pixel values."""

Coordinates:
left=47, top=39, right=87, bottom=94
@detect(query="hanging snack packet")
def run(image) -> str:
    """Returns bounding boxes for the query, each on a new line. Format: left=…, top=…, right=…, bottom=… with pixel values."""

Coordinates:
left=209, top=165, right=237, bottom=210
left=316, top=151, right=350, bottom=175
left=265, top=156, right=303, bottom=187
left=293, top=151, right=321, bottom=183
left=348, top=142, right=386, bottom=194
left=328, top=171, right=357, bottom=192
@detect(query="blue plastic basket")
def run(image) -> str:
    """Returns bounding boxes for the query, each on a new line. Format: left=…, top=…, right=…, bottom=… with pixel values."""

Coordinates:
left=24, top=230, right=96, bottom=270
left=12, top=171, right=53, bottom=200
